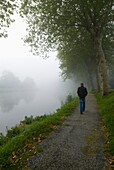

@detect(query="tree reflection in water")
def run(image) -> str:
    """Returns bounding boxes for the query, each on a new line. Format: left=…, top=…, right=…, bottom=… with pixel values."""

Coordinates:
left=0, top=91, right=36, bottom=112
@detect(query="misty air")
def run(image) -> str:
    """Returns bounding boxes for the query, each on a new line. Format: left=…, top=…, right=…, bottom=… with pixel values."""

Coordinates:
left=0, top=1, right=114, bottom=169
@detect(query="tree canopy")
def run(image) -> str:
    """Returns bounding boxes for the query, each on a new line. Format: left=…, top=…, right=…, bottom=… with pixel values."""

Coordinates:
left=20, top=0, right=114, bottom=94
left=20, top=0, right=114, bottom=51
left=0, top=0, right=18, bottom=37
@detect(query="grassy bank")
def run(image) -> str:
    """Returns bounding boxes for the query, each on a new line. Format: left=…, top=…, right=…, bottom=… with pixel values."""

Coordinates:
left=95, top=91, right=114, bottom=156
left=0, top=97, right=78, bottom=170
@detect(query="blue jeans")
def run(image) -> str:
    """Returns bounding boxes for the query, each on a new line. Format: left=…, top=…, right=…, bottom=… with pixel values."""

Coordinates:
left=80, top=98, right=85, bottom=113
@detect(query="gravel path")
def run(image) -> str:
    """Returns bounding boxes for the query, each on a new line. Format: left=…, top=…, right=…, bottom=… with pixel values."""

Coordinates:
left=28, top=94, right=110, bottom=170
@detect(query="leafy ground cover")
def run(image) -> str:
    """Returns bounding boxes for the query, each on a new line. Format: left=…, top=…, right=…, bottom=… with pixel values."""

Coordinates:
left=95, top=91, right=114, bottom=167
left=0, top=97, right=78, bottom=170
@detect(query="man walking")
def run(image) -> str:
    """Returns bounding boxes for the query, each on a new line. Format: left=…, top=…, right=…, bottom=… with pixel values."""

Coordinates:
left=77, top=83, right=88, bottom=114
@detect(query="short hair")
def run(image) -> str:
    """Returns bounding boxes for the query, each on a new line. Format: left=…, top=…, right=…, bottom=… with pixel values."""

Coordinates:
left=81, top=83, right=84, bottom=86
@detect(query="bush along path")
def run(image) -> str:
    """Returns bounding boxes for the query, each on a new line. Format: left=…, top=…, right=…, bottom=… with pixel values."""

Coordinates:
left=28, top=94, right=110, bottom=170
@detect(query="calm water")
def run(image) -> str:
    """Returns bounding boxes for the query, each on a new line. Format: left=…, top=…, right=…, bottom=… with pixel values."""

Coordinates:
left=0, top=90, right=65, bottom=135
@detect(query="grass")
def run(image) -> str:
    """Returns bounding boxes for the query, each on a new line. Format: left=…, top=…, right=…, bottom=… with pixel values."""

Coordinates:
left=0, top=97, right=78, bottom=170
left=95, top=90, right=114, bottom=156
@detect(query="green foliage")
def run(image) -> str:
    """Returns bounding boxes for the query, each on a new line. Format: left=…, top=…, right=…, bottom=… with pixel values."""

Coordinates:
left=21, top=115, right=34, bottom=125
left=95, top=91, right=114, bottom=155
left=0, top=133, right=8, bottom=146
left=20, top=115, right=48, bottom=125
left=6, top=126, right=21, bottom=139
left=0, top=97, right=78, bottom=169
left=0, top=0, right=18, bottom=37
left=57, top=32, right=96, bottom=83
left=65, top=94, right=74, bottom=103
left=20, top=0, right=114, bottom=55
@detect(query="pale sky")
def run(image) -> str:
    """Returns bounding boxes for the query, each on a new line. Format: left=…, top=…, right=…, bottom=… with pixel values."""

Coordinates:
left=0, top=14, right=61, bottom=86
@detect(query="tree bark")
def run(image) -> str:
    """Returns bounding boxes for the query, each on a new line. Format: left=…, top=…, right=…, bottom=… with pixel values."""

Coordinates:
left=94, top=34, right=109, bottom=95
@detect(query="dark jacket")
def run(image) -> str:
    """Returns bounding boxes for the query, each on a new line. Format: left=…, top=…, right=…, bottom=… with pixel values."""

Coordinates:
left=77, top=86, right=88, bottom=98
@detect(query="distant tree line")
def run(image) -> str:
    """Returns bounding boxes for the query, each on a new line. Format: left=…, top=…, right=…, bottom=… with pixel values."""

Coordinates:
left=0, top=71, right=37, bottom=91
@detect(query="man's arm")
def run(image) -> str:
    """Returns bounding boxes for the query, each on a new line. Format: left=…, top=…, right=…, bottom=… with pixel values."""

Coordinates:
left=77, top=87, right=79, bottom=96
left=85, top=88, right=88, bottom=96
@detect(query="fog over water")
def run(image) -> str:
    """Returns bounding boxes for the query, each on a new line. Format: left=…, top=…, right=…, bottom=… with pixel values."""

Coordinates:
left=0, top=15, right=77, bottom=134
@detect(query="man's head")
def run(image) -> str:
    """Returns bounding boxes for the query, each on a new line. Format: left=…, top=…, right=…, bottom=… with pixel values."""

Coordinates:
left=81, top=83, right=84, bottom=86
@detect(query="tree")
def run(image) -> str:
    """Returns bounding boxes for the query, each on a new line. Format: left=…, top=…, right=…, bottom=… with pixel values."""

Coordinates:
left=20, top=0, right=114, bottom=95
left=0, top=71, right=21, bottom=91
left=58, top=28, right=114, bottom=92
left=57, top=33, right=97, bottom=90
left=0, top=0, right=18, bottom=37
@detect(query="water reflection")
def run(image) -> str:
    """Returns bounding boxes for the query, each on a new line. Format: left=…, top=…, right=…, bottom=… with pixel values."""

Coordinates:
left=0, top=89, right=61, bottom=135
left=0, top=91, right=36, bottom=112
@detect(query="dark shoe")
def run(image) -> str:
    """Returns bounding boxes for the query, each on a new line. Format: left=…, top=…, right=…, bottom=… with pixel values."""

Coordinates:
left=80, top=112, right=83, bottom=114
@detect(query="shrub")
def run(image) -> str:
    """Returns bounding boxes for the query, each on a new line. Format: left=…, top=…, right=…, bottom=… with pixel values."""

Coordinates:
left=0, top=133, right=7, bottom=146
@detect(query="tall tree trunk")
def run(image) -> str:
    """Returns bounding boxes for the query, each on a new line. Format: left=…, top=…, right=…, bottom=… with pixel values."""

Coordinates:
left=94, top=34, right=109, bottom=95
